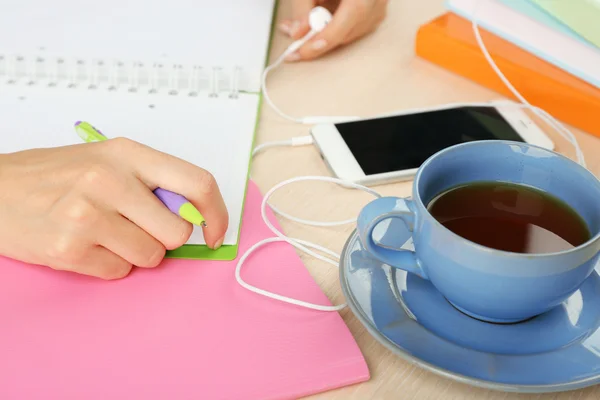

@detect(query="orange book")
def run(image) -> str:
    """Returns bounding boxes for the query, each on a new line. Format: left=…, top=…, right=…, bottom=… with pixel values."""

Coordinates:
left=415, top=13, right=600, bottom=138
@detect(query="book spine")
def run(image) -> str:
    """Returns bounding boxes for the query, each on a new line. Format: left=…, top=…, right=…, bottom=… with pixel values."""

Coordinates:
left=0, top=55, right=242, bottom=98
left=415, top=13, right=600, bottom=139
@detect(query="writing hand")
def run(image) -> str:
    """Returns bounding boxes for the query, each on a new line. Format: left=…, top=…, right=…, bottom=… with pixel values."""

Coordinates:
left=0, top=138, right=228, bottom=279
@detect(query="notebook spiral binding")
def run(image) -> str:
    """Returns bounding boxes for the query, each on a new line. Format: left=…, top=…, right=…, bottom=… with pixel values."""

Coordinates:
left=0, top=55, right=242, bottom=98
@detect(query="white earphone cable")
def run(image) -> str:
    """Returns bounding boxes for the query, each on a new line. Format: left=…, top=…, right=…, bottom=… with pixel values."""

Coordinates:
left=471, top=1, right=585, bottom=167
left=261, top=55, right=359, bottom=125
left=260, top=53, right=305, bottom=124
left=235, top=176, right=381, bottom=311
left=235, top=2, right=588, bottom=312
left=252, top=135, right=362, bottom=227
left=260, top=8, right=358, bottom=126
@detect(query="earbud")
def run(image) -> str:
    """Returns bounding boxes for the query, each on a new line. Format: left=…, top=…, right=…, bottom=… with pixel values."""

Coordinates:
left=284, top=6, right=333, bottom=56
left=263, top=6, right=358, bottom=124
left=308, top=6, right=333, bottom=31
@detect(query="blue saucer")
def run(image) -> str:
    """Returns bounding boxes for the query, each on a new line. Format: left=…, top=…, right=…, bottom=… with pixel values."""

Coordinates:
left=340, top=229, right=600, bottom=393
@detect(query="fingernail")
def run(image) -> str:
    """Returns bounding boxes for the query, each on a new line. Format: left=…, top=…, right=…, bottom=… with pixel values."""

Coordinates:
left=285, top=51, right=301, bottom=62
left=312, top=39, right=327, bottom=51
left=279, top=21, right=291, bottom=36
left=212, top=237, right=224, bottom=250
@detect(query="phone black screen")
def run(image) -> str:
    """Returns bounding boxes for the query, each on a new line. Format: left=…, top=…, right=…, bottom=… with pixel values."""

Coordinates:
left=335, top=106, right=525, bottom=175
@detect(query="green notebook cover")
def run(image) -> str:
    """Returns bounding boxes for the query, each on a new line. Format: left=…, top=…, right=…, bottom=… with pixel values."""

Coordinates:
left=528, top=0, right=600, bottom=48
left=166, top=1, right=280, bottom=261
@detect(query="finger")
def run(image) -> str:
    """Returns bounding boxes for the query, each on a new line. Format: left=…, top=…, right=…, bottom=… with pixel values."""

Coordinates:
left=296, top=1, right=359, bottom=60
left=341, top=2, right=387, bottom=44
left=97, top=212, right=166, bottom=268
left=289, top=0, right=316, bottom=39
left=340, top=14, right=379, bottom=45
left=112, top=176, right=193, bottom=251
left=296, top=0, right=377, bottom=61
left=72, top=160, right=193, bottom=251
left=55, top=245, right=133, bottom=280
left=279, top=18, right=294, bottom=36
left=107, top=138, right=228, bottom=249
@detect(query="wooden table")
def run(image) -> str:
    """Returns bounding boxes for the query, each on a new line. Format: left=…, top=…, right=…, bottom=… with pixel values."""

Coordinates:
left=251, top=1, right=600, bottom=399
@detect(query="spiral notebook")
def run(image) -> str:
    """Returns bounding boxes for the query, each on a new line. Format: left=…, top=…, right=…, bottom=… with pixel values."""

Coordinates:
left=0, top=0, right=277, bottom=260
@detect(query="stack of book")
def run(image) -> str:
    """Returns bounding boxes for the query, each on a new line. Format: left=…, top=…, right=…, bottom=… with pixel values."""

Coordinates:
left=415, top=0, right=600, bottom=138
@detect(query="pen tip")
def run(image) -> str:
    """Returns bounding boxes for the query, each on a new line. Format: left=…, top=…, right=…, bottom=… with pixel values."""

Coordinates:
left=179, top=202, right=207, bottom=227
left=74, top=121, right=81, bottom=126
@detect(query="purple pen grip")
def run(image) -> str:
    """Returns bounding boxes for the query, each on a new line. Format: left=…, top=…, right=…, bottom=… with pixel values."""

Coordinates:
left=153, top=188, right=187, bottom=213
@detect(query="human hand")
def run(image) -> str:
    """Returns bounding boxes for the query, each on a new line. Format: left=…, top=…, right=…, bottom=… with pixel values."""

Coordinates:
left=279, top=0, right=388, bottom=61
left=0, top=138, right=228, bottom=279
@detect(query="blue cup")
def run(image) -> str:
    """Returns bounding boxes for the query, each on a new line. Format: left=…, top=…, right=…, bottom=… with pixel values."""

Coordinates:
left=356, top=141, right=600, bottom=323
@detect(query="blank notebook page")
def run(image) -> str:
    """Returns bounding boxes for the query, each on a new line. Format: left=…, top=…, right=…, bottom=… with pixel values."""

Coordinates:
left=0, top=85, right=258, bottom=246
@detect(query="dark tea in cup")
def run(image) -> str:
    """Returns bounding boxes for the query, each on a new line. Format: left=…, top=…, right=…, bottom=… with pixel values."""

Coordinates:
left=357, top=141, right=600, bottom=322
left=426, top=181, right=591, bottom=254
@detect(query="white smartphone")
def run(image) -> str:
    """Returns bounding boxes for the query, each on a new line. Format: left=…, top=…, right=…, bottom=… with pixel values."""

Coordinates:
left=310, top=104, right=554, bottom=185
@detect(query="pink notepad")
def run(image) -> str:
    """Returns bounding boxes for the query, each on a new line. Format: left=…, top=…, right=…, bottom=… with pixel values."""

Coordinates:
left=0, top=181, right=369, bottom=399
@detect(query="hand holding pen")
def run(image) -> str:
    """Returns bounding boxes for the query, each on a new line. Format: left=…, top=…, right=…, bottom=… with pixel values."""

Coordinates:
left=0, top=125, right=228, bottom=280
left=75, top=122, right=208, bottom=227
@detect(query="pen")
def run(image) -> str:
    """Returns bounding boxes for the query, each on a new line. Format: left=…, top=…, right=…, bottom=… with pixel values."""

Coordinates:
left=74, top=121, right=207, bottom=227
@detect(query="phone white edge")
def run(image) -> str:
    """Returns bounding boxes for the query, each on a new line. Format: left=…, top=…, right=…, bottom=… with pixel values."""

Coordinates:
left=310, top=103, right=555, bottom=186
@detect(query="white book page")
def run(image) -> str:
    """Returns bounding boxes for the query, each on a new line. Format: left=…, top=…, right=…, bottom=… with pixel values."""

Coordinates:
left=0, top=0, right=275, bottom=92
left=0, top=85, right=258, bottom=246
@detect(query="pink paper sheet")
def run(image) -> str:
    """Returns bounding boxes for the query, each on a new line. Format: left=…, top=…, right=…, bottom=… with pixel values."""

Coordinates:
left=0, top=181, right=369, bottom=399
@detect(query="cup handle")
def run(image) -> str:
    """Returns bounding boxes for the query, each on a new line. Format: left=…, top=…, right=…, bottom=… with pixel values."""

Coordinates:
left=357, top=197, right=428, bottom=280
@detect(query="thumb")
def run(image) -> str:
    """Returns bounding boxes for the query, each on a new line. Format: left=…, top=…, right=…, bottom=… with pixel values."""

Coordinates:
left=289, top=0, right=316, bottom=39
